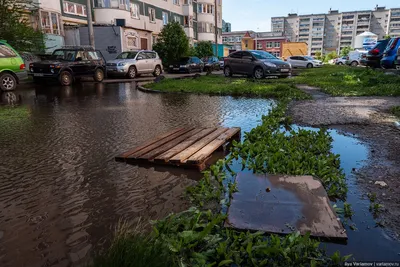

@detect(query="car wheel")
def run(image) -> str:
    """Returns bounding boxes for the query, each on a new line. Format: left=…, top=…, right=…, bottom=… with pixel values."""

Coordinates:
left=94, top=68, right=105, bottom=82
left=338, top=62, right=343, bottom=65
left=188, top=67, right=192, bottom=74
left=351, top=61, right=358, bottom=67
left=1, top=91, right=17, bottom=103
left=153, top=65, right=162, bottom=77
left=59, top=71, right=73, bottom=86
left=306, top=63, right=313, bottom=68
left=253, top=67, right=264, bottom=79
left=224, top=66, right=233, bottom=77
left=127, top=66, right=137, bottom=79
left=0, top=73, right=17, bottom=91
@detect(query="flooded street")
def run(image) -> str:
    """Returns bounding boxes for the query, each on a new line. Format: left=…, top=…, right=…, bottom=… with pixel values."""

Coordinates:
left=1, top=82, right=399, bottom=266
left=0, top=82, right=272, bottom=267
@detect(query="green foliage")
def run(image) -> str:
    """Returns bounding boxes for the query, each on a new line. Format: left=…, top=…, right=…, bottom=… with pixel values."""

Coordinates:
left=384, top=34, right=391, bottom=40
left=194, top=41, right=214, bottom=59
left=343, top=203, right=354, bottom=218
left=324, top=51, right=338, bottom=63
left=153, top=21, right=189, bottom=66
left=144, top=75, right=311, bottom=100
left=314, top=51, right=322, bottom=60
left=390, top=106, right=400, bottom=117
left=340, top=46, right=353, bottom=57
left=0, top=0, right=45, bottom=52
left=294, top=65, right=400, bottom=96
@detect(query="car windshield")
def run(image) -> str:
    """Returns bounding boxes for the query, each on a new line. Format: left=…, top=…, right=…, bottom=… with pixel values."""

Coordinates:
left=250, top=51, right=276, bottom=59
left=305, top=56, right=315, bottom=60
left=179, top=57, right=190, bottom=63
left=116, top=52, right=138, bottom=59
left=51, top=50, right=77, bottom=61
left=202, top=57, right=213, bottom=63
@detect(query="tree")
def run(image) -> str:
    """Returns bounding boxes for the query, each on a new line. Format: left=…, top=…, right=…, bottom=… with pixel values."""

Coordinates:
left=340, top=46, right=353, bottom=57
left=384, top=34, right=391, bottom=40
left=314, top=51, right=322, bottom=60
left=153, top=21, right=189, bottom=66
left=0, top=0, right=45, bottom=52
left=324, top=51, right=338, bottom=62
left=194, top=41, right=213, bottom=59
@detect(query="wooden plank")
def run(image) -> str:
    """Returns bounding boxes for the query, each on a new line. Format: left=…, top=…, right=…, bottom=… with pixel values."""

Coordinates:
left=154, top=128, right=217, bottom=163
left=127, top=128, right=196, bottom=160
left=186, top=128, right=241, bottom=165
left=169, top=128, right=229, bottom=164
left=115, top=127, right=186, bottom=162
left=138, top=128, right=204, bottom=160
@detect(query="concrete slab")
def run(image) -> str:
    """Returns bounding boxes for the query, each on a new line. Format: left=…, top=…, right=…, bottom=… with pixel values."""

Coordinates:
left=225, top=173, right=347, bottom=240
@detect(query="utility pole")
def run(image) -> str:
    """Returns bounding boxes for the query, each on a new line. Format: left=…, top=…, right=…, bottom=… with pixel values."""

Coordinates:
left=214, top=0, right=218, bottom=57
left=87, top=0, right=95, bottom=47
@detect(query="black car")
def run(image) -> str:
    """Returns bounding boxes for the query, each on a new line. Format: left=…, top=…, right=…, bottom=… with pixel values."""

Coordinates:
left=168, top=57, right=204, bottom=73
left=28, top=47, right=106, bottom=86
left=224, top=50, right=291, bottom=79
left=363, top=39, right=390, bottom=68
left=202, top=56, right=220, bottom=72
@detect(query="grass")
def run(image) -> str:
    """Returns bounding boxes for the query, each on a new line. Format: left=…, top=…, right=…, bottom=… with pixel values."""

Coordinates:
left=293, top=65, right=400, bottom=96
left=390, top=106, right=400, bottom=117
left=144, top=75, right=311, bottom=100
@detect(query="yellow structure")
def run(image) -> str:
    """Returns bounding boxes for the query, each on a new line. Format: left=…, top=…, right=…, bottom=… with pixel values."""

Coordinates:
left=281, top=42, right=308, bottom=60
left=241, top=31, right=255, bottom=50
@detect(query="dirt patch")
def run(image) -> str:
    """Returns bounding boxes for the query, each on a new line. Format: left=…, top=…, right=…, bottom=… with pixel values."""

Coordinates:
left=289, top=86, right=400, bottom=238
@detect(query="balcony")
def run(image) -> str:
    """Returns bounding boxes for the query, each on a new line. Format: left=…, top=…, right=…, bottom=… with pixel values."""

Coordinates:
left=391, top=12, right=400, bottom=18
left=357, top=20, right=370, bottom=26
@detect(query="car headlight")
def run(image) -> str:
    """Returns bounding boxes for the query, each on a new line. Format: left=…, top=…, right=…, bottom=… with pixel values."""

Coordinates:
left=118, top=62, right=126, bottom=66
left=169, top=65, right=173, bottom=68
left=264, top=62, right=277, bottom=68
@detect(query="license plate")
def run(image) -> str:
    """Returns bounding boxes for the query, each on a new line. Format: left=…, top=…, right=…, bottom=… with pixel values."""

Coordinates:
left=280, top=69, right=289, bottom=72
left=180, top=65, right=186, bottom=68
left=173, top=68, right=179, bottom=71
left=34, top=73, right=44, bottom=77
left=108, top=68, right=116, bottom=71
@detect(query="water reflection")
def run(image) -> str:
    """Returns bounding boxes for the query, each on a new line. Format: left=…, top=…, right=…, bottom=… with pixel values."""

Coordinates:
left=0, top=83, right=272, bottom=267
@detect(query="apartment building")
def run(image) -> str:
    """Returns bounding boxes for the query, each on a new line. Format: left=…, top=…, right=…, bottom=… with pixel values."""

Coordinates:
left=31, top=0, right=223, bottom=53
left=272, top=6, right=400, bottom=55
left=222, top=20, right=231, bottom=32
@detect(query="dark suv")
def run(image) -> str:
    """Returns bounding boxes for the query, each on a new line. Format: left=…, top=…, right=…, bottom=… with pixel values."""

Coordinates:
left=224, top=50, right=291, bottom=79
left=28, top=47, right=106, bottom=86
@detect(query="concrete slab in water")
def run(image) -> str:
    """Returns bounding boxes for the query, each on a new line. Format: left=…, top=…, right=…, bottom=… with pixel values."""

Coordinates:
left=225, top=173, right=347, bottom=240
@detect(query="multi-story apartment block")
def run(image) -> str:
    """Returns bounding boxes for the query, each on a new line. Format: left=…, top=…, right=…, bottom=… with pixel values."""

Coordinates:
left=30, top=0, right=223, bottom=55
left=272, top=6, right=400, bottom=55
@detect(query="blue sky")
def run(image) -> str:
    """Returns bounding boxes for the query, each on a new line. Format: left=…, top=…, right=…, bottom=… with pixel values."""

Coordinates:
left=223, top=0, right=400, bottom=32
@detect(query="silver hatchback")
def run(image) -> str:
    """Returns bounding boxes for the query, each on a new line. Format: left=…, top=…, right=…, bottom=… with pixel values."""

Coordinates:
left=106, top=50, right=163, bottom=79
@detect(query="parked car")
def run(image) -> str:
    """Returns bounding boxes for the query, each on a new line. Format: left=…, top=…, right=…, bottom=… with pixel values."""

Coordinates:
left=346, top=50, right=368, bottom=67
left=29, top=47, right=106, bottom=86
left=286, top=56, right=323, bottom=68
left=0, top=40, right=26, bottom=91
left=168, top=57, right=204, bottom=73
left=202, top=56, right=220, bottom=72
left=223, top=50, right=291, bottom=79
left=219, top=57, right=225, bottom=68
left=106, top=50, right=163, bottom=78
left=381, top=37, right=400, bottom=69
left=395, top=46, right=400, bottom=71
left=335, top=56, right=347, bottom=65
left=362, top=39, right=390, bottom=68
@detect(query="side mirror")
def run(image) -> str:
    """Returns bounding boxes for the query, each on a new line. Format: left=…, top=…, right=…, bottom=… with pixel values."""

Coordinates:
left=137, top=56, right=143, bottom=60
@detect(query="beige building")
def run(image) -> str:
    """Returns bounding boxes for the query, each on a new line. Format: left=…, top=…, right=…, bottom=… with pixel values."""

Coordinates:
left=272, top=6, right=400, bottom=55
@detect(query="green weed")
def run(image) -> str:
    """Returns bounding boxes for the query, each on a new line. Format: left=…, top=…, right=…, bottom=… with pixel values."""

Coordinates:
left=390, top=106, right=400, bottom=117
left=343, top=203, right=354, bottom=218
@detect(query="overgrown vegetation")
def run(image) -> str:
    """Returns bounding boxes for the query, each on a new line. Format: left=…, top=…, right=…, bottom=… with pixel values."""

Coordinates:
left=192, top=41, right=214, bottom=59
left=390, top=106, right=400, bottom=117
left=294, top=65, right=400, bottom=96
left=0, top=0, right=45, bottom=52
left=144, top=75, right=311, bottom=100
left=94, top=100, right=351, bottom=266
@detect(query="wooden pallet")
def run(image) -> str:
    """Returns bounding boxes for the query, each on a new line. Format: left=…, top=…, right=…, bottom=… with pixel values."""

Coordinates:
left=115, top=127, right=241, bottom=171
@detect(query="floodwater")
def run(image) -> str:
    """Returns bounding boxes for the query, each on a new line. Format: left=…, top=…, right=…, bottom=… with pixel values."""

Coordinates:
left=1, top=82, right=399, bottom=266
left=0, top=82, right=272, bottom=267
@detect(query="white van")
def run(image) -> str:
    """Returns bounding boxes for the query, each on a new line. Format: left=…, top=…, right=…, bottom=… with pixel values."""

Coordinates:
left=346, top=50, right=368, bottom=67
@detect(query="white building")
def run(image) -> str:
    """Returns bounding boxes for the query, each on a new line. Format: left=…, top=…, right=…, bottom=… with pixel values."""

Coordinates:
left=272, top=6, right=400, bottom=55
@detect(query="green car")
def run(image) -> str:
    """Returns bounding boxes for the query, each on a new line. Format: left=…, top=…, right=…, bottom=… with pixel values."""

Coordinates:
left=0, top=40, right=26, bottom=91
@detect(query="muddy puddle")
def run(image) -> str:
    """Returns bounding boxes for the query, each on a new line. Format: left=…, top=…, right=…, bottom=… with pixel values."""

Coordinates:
left=0, top=83, right=399, bottom=266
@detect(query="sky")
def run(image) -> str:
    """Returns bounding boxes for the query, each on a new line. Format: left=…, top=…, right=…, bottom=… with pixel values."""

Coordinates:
left=222, top=0, right=400, bottom=32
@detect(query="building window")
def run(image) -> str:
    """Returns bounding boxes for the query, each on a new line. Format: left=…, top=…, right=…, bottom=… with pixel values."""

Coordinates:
left=197, top=3, right=214, bottom=14
left=174, top=16, right=180, bottom=23
left=41, top=11, right=61, bottom=35
left=183, top=0, right=192, bottom=4
left=63, top=1, right=87, bottom=17
left=197, top=22, right=214, bottom=33
left=173, top=0, right=180, bottom=5
left=162, top=12, right=168, bottom=25
left=149, top=8, right=156, bottom=23
left=184, top=16, right=192, bottom=27
left=266, top=42, right=273, bottom=48
left=257, top=42, right=262, bottom=49
left=127, top=36, right=138, bottom=48
left=130, top=3, right=139, bottom=19
left=97, top=0, right=128, bottom=10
